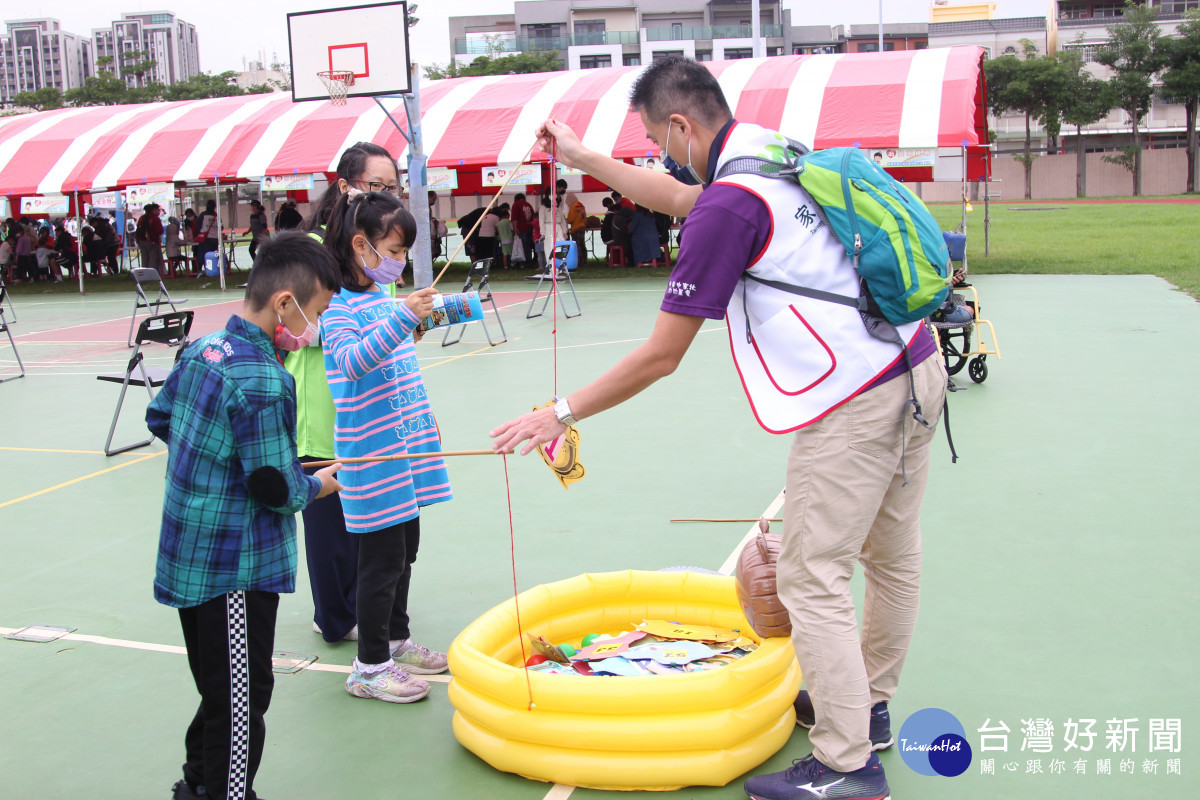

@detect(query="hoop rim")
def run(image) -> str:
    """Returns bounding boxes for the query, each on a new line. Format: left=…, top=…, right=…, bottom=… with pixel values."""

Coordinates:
left=316, top=69, right=356, bottom=87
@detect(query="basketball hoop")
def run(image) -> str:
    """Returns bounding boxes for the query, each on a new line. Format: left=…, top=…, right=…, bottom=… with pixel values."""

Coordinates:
left=316, top=70, right=356, bottom=105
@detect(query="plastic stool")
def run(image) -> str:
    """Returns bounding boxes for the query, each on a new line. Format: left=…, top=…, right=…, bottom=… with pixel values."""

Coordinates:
left=606, top=245, right=628, bottom=267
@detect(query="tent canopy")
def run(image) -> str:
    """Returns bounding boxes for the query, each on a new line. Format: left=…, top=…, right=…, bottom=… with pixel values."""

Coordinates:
left=0, top=47, right=989, bottom=200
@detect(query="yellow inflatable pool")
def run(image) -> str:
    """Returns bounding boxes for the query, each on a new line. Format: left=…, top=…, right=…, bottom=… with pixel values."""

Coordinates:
left=447, top=569, right=801, bottom=791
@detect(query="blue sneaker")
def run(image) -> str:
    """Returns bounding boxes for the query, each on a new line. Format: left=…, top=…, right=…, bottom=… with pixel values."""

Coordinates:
left=744, top=752, right=890, bottom=800
left=793, top=691, right=894, bottom=751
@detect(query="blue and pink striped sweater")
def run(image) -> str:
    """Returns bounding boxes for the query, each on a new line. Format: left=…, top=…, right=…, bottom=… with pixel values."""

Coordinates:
left=321, top=284, right=452, bottom=533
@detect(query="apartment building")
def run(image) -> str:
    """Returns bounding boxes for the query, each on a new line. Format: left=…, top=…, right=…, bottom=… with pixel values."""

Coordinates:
left=450, top=0, right=790, bottom=70
left=0, top=18, right=93, bottom=107
left=92, top=11, right=200, bottom=87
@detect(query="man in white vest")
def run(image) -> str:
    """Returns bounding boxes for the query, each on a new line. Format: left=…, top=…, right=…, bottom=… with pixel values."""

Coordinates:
left=492, top=56, right=947, bottom=800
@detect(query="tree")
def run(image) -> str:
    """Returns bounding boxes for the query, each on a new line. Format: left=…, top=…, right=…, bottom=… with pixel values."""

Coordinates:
left=64, top=71, right=128, bottom=106
left=120, top=49, right=158, bottom=89
left=13, top=87, right=64, bottom=111
left=162, top=71, right=246, bottom=101
left=984, top=40, right=1072, bottom=198
left=424, top=49, right=562, bottom=80
left=1058, top=49, right=1117, bottom=197
left=407, top=3, right=419, bottom=28
left=1095, top=1, right=1168, bottom=196
left=1159, top=10, right=1200, bottom=193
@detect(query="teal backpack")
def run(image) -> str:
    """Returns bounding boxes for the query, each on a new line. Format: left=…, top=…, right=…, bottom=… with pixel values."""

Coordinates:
left=717, top=138, right=957, bottom=468
left=716, top=139, right=952, bottom=326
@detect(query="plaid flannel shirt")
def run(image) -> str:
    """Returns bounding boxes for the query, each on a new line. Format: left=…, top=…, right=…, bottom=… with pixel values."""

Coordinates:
left=147, top=315, right=320, bottom=609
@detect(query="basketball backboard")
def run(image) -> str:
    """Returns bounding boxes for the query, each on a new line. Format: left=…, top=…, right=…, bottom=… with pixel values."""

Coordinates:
left=287, top=1, right=412, bottom=102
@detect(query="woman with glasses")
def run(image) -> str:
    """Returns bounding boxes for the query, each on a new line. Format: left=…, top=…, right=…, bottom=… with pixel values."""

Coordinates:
left=291, top=142, right=403, bottom=647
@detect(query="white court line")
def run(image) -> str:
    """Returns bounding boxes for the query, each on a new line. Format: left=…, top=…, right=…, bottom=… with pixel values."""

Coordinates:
left=12, top=297, right=239, bottom=339
left=0, top=626, right=449, bottom=682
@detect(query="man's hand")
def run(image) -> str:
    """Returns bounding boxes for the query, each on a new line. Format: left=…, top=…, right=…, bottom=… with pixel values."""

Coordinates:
left=314, top=463, right=343, bottom=499
left=536, top=119, right=589, bottom=170
left=490, top=405, right=566, bottom=456
left=404, top=286, right=437, bottom=319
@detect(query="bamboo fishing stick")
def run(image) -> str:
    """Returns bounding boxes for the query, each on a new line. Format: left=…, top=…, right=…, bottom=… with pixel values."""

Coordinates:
left=306, top=449, right=497, bottom=468
left=669, top=518, right=784, bottom=523
left=429, top=135, right=543, bottom=290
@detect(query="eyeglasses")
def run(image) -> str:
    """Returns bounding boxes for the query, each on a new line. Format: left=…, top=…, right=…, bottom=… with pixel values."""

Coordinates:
left=348, top=178, right=400, bottom=195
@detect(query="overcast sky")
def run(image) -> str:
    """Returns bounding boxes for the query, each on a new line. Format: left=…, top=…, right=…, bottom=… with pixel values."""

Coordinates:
left=18, top=0, right=1056, bottom=79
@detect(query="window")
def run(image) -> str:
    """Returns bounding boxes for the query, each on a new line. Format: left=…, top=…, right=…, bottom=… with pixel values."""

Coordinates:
left=696, top=51, right=713, bottom=61
left=652, top=50, right=684, bottom=63
left=671, top=22, right=684, bottom=39
left=1062, top=42, right=1102, bottom=62
left=1092, top=2, right=1126, bottom=17
left=579, top=54, right=612, bottom=69
left=1160, top=0, right=1199, bottom=11
left=724, top=48, right=753, bottom=59
left=574, top=20, right=605, bottom=33
left=858, top=42, right=895, bottom=52
left=623, top=54, right=641, bottom=66
left=767, top=47, right=781, bottom=57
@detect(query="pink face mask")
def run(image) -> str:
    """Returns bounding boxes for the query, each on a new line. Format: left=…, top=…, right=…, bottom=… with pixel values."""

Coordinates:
left=274, top=303, right=317, bottom=351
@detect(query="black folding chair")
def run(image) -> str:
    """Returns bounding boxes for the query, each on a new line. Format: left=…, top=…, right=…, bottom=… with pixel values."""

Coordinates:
left=526, top=241, right=582, bottom=320
left=442, top=258, right=508, bottom=347
left=99, top=310, right=193, bottom=456
left=0, top=271, right=15, bottom=322
left=0, top=282, right=23, bottom=383
left=128, top=267, right=187, bottom=348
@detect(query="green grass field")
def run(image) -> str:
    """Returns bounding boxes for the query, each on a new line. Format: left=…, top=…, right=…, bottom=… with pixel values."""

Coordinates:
left=11, top=200, right=1199, bottom=299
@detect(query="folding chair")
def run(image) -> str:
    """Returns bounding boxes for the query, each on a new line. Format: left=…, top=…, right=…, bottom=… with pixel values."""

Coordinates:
left=0, top=283, right=24, bottom=383
left=99, top=310, right=193, bottom=456
left=526, top=240, right=582, bottom=320
left=128, top=267, right=187, bottom=348
left=442, top=258, right=508, bottom=347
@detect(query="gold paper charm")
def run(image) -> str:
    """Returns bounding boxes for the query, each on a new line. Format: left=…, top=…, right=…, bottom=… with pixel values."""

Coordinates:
left=534, top=400, right=585, bottom=489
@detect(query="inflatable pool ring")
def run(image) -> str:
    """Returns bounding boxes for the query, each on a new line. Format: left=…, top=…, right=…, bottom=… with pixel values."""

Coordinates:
left=447, top=569, right=801, bottom=791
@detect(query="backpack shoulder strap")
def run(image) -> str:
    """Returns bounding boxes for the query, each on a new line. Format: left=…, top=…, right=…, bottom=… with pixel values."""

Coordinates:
left=715, top=137, right=810, bottom=183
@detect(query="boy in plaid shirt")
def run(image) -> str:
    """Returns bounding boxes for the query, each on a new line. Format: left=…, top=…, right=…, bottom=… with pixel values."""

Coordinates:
left=147, top=233, right=343, bottom=800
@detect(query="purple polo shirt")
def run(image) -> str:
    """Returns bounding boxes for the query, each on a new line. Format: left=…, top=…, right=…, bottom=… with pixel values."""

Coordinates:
left=660, top=182, right=935, bottom=387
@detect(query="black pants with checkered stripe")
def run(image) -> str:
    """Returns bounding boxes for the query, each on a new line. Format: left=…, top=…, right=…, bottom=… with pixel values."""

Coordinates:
left=178, top=590, right=278, bottom=800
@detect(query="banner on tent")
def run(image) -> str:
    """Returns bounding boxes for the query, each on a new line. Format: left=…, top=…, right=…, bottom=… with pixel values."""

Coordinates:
left=404, top=168, right=458, bottom=192
left=262, top=174, right=315, bottom=192
left=126, top=183, right=175, bottom=208
left=635, top=157, right=669, bottom=173
left=20, top=196, right=69, bottom=215
left=91, top=191, right=119, bottom=210
left=870, top=148, right=936, bottom=169
left=482, top=163, right=541, bottom=188
left=0, top=197, right=8, bottom=218
left=557, top=164, right=586, bottom=177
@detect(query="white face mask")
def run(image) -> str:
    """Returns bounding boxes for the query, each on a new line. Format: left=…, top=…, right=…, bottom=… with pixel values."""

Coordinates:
left=664, top=122, right=705, bottom=186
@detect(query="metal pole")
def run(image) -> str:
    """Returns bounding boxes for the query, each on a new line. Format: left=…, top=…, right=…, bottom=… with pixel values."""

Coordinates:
left=878, top=0, right=884, bottom=52
left=404, top=65, right=433, bottom=289
left=751, top=0, right=763, bottom=58
left=74, top=189, right=84, bottom=294
left=214, top=177, right=226, bottom=291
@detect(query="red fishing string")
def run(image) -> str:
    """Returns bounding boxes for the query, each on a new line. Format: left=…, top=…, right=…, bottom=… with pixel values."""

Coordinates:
left=503, top=453, right=536, bottom=710
left=549, top=142, right=559, bottom=396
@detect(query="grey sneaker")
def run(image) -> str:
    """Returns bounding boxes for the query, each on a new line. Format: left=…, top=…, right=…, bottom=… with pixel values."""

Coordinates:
left=389, top=639, right=449, bottom=674
left=345, top=663, right=430, bottom=704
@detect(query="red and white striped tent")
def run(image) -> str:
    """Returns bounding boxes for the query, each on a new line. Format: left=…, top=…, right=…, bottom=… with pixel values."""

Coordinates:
left=0, top=47, right=989, bottom=204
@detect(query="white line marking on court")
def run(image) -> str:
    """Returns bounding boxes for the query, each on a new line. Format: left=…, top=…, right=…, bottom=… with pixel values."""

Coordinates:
left=718, top=489, right=787, bottom=576
left=541, top=784, right=575, bottom=800
left=0, top=626, right=451, bottom=682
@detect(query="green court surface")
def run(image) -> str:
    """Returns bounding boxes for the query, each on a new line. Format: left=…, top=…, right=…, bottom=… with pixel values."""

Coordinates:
left=0, top=275, right=1196, bottom=799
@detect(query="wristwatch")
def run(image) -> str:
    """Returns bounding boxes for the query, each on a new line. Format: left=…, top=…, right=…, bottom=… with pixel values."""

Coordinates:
left=553, top=396, right=577, bottom=426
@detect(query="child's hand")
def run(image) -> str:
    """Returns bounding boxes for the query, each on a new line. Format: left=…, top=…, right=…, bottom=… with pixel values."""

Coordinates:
left=314, top=463, right=343, bottom=499
left=404, top=287, right=437, bottom=320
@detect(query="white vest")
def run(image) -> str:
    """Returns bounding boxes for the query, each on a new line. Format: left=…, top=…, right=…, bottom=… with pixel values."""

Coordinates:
left=714, top=123, right=922, bottom=433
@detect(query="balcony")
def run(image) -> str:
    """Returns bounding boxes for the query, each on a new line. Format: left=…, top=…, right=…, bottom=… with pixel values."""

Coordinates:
left=646, top=24, right=783, bottom=41
left=454, top=36, right=568, bottom=55
left=569, top=30, right=640, bottom=46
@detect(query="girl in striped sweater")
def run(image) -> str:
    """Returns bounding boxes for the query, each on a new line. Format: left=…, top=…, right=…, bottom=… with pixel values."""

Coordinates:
left=320, top=191, right=452, bottom=704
